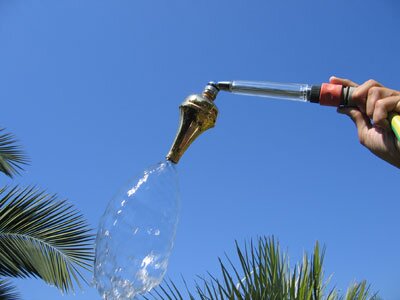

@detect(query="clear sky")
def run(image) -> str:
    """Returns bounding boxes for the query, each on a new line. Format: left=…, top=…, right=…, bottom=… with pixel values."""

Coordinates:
left=1, top=0, right=400, bottom=299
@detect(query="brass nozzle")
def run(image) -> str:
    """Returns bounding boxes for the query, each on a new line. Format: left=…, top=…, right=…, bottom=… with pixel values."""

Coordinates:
left=166, top=83, right=219, bottom=164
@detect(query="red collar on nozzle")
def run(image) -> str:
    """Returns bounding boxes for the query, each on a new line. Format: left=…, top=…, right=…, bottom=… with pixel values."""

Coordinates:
left=319, top=83, right=344, bottom=107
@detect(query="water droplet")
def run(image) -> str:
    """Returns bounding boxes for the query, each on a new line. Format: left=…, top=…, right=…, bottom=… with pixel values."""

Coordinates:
left=94, top=160, right=180, bottom=299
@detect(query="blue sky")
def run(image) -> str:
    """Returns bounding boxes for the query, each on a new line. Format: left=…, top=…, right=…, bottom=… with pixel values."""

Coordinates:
left=1, top=0, right=400, bottom=299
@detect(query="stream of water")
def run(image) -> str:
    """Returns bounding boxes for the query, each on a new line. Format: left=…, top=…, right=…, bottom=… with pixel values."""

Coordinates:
left=94, top=160, right=180, bottom=299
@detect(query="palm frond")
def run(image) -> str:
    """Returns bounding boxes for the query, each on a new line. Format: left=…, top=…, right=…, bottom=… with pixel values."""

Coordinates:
left=0, top=186, right=94, bottom=293
left=147, top=237, right=378, bottom=300
left=0, top=279, right=20, bottom=300
left=0, top=129, right=28, bottom=178
left=344, top=281, right=378, bottom=300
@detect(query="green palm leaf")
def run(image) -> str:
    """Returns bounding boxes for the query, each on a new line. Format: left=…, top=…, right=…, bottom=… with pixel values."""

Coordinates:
left=147, top=237, right=378, bottom=300
left=0, top=129, right=28, bottom=178
left=0, top=279, right=20, bottom=300
left=344, top=281, right=376, bottom=300
left=0, top=186, right=94, bottom=293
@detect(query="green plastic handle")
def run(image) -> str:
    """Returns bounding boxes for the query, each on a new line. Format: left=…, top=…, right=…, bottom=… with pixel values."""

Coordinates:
left=390, top=113, right=400, bottom=141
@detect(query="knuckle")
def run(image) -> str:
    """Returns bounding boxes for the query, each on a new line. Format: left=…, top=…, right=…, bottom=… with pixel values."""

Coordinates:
left=375, top=99, right=385, bottom=110
left=367, top=79, right=378, bottom=86
left=368, top=86, right=381, bottom=97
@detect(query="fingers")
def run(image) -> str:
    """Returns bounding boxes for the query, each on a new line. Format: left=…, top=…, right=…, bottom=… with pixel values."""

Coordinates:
left=337, top=107, right=372, bottom=146
left=351, top=79, right=383, bottom=105
left=329, top=76, right=372, bottom=111
left=330, top=78, right=383, bottom=113
left=329, top=76, right=358, bottom=87
left=372, top=95, right=400, bottom=129
left=366, top=87, right=399, bottom=119
left=332, top=77, right=400, bottom=132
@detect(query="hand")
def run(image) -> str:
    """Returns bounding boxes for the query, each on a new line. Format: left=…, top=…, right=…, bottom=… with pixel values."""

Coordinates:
left=330, top=76, right=400, bottom=168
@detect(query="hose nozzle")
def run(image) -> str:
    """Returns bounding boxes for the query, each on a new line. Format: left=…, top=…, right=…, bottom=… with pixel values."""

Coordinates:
left=166, top=83, right=219, bottom=164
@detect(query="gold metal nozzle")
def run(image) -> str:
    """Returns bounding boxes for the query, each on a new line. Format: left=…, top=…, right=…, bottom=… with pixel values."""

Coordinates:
left=166, top=83, right=219, bottom=164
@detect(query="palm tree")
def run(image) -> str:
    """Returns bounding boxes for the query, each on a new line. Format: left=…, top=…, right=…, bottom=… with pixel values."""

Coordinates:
left=146, top=237, right=379, bottom=300
left=0, top=128, right=94, bottom=299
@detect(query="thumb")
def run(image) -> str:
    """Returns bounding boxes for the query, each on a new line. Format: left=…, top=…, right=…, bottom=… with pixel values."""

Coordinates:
left=330, top=76, right=358, bottom=87
left=338, top=107, right=372, bottom=145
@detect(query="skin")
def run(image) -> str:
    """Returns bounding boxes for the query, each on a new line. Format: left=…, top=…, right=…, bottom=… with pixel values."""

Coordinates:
left=330, top=76, right=400, bottom=168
